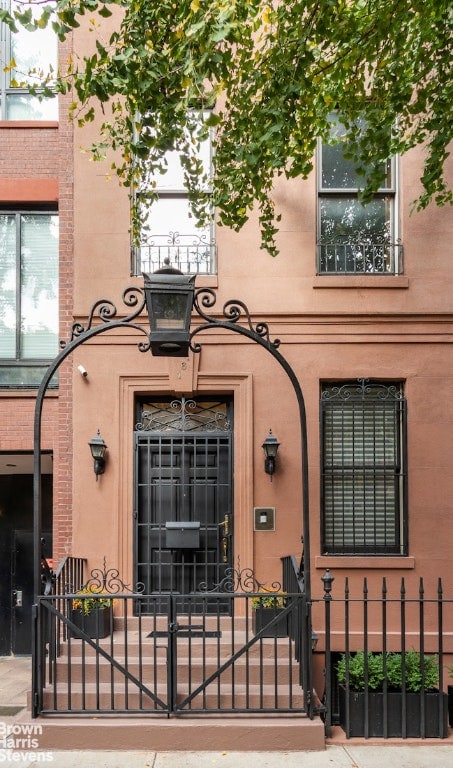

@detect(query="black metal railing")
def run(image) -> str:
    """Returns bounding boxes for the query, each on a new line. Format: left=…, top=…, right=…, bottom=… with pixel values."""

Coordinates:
left=34, top=591, right=308, bottom=716
left=54, top=555, right=86, bottom=595
left=317, top=238, right=403, bottom=275
left=136, top=232, right=217, bottom=275
left=319, top=573, right=451, bottom=739
left=32, top=556, right=87, bottom=716
left=281, top=554, right=305, bottom=663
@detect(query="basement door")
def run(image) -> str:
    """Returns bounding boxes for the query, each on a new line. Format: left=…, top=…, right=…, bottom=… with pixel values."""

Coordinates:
left=134, top=397, right=233, bottom=612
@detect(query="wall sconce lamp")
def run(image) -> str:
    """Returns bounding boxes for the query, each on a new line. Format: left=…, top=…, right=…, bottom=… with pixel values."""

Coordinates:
left=311, top=630, right=319, bottom=652
left=88, top=430, right=107, bottom=480
left=262, top=429, right=280, bottom=479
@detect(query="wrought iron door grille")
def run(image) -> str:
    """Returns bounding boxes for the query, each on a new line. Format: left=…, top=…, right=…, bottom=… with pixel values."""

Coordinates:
left=137, top=397, right=231, bottom=433
left=320, top=379, right=407, bottom=555
left=135, top=398, right=233, bottom=612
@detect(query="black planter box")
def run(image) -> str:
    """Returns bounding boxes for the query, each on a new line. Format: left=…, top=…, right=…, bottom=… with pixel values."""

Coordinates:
left=339, top=685, right=448, bottom=738
left=70, top=608, right=112, bottom=639
left=448, top=685, right=453, bottom=727
left=252, top=607, right=288, bottom=638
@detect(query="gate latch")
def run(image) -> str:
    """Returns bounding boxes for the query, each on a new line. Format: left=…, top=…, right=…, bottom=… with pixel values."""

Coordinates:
left=169, top=621, right=179, bottom=634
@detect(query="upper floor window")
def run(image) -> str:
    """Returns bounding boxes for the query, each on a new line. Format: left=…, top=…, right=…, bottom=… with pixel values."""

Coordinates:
left=134, top=117, right=216, bottom=276
left=320, top=379, right=407, bottom=556
left=317, top=115, right=401, bottom=274
left=0, top=0, right=58, bottom=120
left=0, top=210, right=59, bottom=388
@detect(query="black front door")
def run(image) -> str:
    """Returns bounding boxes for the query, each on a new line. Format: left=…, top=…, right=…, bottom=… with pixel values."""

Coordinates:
left=134, top=398, right=233, bottom=612
left=11, top=531, right=52, bottom=655
left=0, top=468, right=52, bottom=655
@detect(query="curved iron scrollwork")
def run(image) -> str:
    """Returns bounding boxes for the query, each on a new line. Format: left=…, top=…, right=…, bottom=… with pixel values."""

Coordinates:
left=321, top=377, right=404, bottom=402
left=61, top=287, right=147, bottom=347
left=198, top=565, right=282, bottom=595
left=136, top=397, right=231, bottom=433
left=68, top=557, right=145, bottom=595
left=192, top=289, right=281, bottom=351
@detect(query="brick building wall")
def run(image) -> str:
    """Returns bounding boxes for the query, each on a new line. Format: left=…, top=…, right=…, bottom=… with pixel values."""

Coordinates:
left=0, top=36, right=74, bottom=563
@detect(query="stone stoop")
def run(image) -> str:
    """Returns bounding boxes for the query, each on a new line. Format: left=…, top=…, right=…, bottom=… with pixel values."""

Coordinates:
left=30, top=614, right=326, bottom=750
left=16, top=712, right=326, bottom=751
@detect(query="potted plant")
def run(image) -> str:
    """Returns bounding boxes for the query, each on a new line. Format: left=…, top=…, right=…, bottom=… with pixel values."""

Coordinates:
left=251, top=589, right=287, bottom=637
left=337, top=650, right=448, bottom=738
left=71, top=585, right=112, bottom=639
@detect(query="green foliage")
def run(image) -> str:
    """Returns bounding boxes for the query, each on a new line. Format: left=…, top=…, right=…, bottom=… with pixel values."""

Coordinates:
left=251, top=589, right=286, bottom=609
left=72, top=585, right=112, bottom=615
left=5, top=0, right=453, bottom=254
left=337, top=650, right=439, bottom=693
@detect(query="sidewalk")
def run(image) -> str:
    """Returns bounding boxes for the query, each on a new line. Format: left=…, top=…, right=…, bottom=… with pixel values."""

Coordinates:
left=16, top=746, right=453, bottom=767
left=1, top=656, right=452, bottom=767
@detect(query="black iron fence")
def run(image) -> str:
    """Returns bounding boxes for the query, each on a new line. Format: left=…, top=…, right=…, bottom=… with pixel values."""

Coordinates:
left=33, top=556, right=452, bottom=738
left=33, top=590, right=310, bottom=717
left=317, top=573, right=452, bottom=739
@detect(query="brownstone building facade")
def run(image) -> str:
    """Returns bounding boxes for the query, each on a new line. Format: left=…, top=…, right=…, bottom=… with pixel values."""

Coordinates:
left=1, top=9, right=452, bottom=715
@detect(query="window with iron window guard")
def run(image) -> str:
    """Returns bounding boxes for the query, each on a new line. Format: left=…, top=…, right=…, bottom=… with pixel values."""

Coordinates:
left=320, top=379, right=407, bottom=556
left=134, top=118, right=216, bottom=276
left=0, top=0, right=57, bottom=121
left=317, top=115, right=402, bottom=274
left=0, top=211, right=59, bottom=388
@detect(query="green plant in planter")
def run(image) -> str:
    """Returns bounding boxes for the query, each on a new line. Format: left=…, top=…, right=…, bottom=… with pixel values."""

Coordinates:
left=387, top=650, right=439, bottom=692
left=251, top=588, right=286, bottom=609
left=72, top=585, right=112, bottom=616
left=337, top=650, right=439, bottom=692
left=337, top=651, right=385, bottom=691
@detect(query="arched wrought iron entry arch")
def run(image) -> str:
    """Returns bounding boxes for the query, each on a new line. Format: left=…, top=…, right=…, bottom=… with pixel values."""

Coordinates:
left=33, top=280, right=313, bottom=713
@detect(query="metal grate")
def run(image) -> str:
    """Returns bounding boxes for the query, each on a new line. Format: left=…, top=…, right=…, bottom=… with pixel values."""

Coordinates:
left=137, top=398, right=230, bottom=433
left=135, top=232, right=217, bottom=276
left=135, top=398, right=233, bottom=610
left=320, top=379, right=407, bottom=555
left=317, top=238, right=403, bottom=274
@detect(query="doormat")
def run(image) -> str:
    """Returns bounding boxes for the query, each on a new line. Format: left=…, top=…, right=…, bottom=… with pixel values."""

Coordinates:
left=0, top=706, right=24, bottom=716
left=147, top=630, right=221, bottom=639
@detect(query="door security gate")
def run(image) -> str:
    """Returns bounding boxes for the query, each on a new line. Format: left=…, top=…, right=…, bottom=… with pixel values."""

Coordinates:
left=134, top=397, right=233, bottom=611
left=35, top=591, right=311, bottom=716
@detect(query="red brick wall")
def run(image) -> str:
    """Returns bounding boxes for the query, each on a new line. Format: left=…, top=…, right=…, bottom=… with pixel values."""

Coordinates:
left=0, top=36, right=74, bottom=564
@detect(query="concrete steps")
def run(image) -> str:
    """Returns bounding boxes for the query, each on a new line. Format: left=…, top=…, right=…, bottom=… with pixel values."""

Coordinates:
left=52, top=655, right=301, bottom=685
left=34, top=613, right=326, bottom=750
left=19, top=712, right=326, bottom=751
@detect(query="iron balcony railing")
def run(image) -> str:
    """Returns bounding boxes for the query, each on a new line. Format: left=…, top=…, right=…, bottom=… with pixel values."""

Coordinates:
left=317, top=237, right=403, bottom=274
left=134, top=232, right=217, bottom=276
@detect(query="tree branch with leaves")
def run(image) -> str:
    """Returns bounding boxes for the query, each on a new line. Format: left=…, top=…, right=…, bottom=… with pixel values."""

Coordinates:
left=3, top=0, right=452, bottom=255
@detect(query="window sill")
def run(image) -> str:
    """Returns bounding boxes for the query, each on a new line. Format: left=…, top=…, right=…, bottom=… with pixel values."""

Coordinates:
left=0, top=389, right=58, bottom=398
left=315, top=555, right=415, bottom=570
left=0, top=121, right=58, bottom=129
left=312, top=275, right=409, bottom=289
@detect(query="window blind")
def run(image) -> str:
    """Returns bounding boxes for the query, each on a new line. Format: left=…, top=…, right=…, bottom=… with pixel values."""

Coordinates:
left=321, top=381, right=406, bottom=555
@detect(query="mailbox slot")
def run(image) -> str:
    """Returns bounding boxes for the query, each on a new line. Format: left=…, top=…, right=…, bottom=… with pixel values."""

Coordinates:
left=165, top=521, right=200, bottom=549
